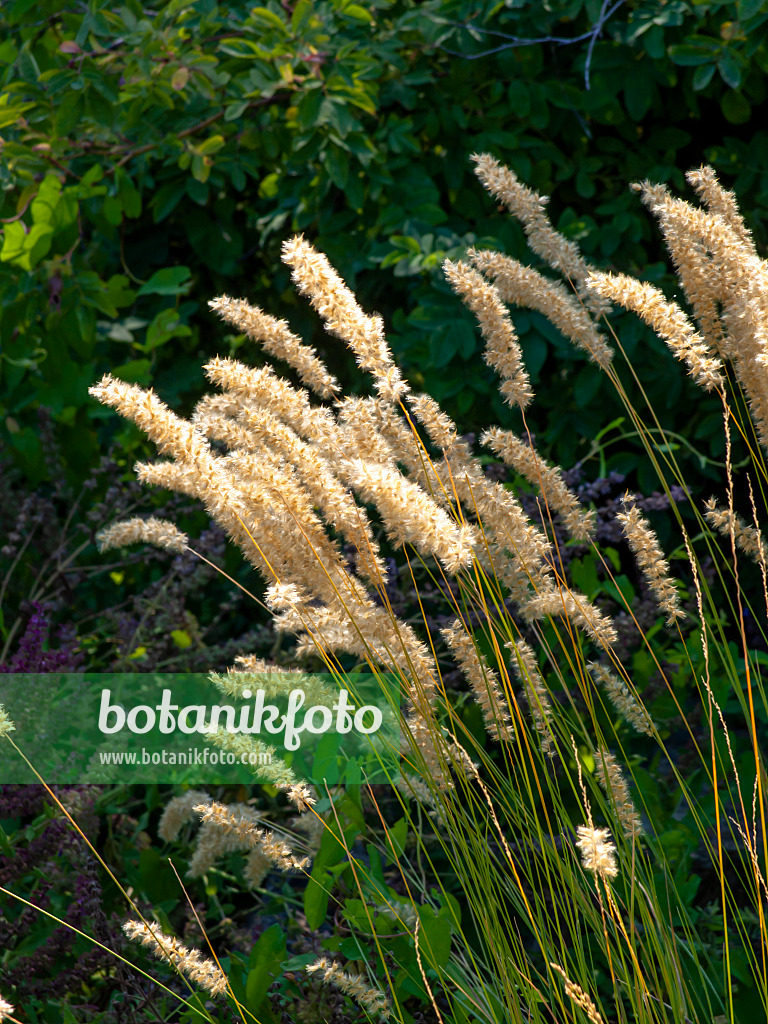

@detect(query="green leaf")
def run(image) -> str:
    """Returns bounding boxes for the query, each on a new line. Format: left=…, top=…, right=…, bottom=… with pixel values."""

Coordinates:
left=224, top=100, right=249, bottom=121
left=137, top=266, right=192, bottom=297
left=668, top=43, right=720, bottom=67
left=7, top=0, right=37, bottom=24
left=0, top=99, right=36, bottom=129
left=78, top=271, right=120, bottom=317
left=53, top=91, right=82, bottom=134
left=23, top=222, right=54, bottom=267
left=387, top=816, right=408, bottom=859
left=430, top=321, right=470, bottom=368
left=249, top=6, right=288, bottom=31
left=721, top=90, right=750, bottom=124
left=291, top=0, right=313, bottom=31
left=1, top=221, right=27, bottom=265
left=229, top=164, right=246, bottom=191
left=142, top=307, right=192, bottom=351
left=171, top=66, right=189, bottom=91
left=110, top=359, right=152, bottom=384
left=717, top=50, right=742, bottom=89
left=738, top=0, right=765, bottom=20
left=507, top=80, right=530, bottom=118
left=335, top=87, right=376, bottom=116
left=170, top=629, right=192, bottom=648
left=304, top=870, right=331, bottom=929
left=258, top=172, right=279, bottom=199
left=343, top=3, right=374, bottom=21
left=692, top=63, right=716, bottom=90
left=102, top=195, right=123, bottom=226
left=151, top=181, right=186, bottom=223
left=246, top=924, right=286, bottom=1010
left=115, top=168, right=142, bottom=218
left=198, top=133, right=226, bottom=155
left=52, top=191, right=78, bottom=232
left=624, top=78, right=652, bottom=122
left=191, top=153, right=211, bottom=183
left=81, top=164, right=104, bottom=186
left=323, top=144, right=349, bottom=189
left=16, top=42, right=40, bottom=84
left=219, top=39, right=273, bottom=59
left=30, top=174, right=62, bottom=225
left=186, top=177, right=209, bottom=205
left=105, top=276, right=135, bottom=311
left=417, top=910, right=452, bottom=970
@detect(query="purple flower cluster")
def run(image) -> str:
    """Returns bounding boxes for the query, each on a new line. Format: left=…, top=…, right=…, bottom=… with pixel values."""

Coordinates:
left=0, top=601, right=83, bottom=673
left=0, top=784, right=153, bottom=1015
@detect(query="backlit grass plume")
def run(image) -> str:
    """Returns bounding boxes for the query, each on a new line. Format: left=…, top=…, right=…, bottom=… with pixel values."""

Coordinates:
left=90, top=157, right=768, bottom=1024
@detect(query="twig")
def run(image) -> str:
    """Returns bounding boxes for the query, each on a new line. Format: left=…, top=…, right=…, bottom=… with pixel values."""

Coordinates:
left=430, top=0, right=626, bottom=89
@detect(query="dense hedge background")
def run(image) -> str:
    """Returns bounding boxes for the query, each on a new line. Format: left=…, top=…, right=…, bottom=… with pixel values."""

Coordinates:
left=1, top=0, right=767, bottom=660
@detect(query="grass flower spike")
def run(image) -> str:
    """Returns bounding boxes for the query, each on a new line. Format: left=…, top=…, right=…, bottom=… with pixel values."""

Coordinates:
left=575, top=825, right=618, bottom=881
left=122, top=920, right=227, bottom=997
left=0, top=706, right=15, bottom=739
left=616, top=492, right=684, bottom=626
left=307, top=957, right=390, bottom=1019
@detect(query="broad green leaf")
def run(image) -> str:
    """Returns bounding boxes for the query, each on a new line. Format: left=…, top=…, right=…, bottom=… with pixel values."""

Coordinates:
left=16, top=42, right=40, bottom=84
left=417, top=909, right=452, bottom=970
left=115, top=168, right=142, bottom=218
left=291, top=0, right=313, bottom=30
left=224, top=100, right=249, bottom=121
left=507, top=80, right=530, bottom=118
left=721, top=90, right=750, bottom=123
left=85, top=87, right=115, bottom=127
left=692, top=63, right=716, bottom=90
left=23, top=223, right=54, bottom=267
left=246, top=923, right=286, bottom=1011
left=323, top=144, right=349, bottom=189
left=143, top=307, right=192, bottom=351
left=387, top=816, right=408, bottom=859
left=198, top=134, right=226, bottom=155
left=738, top=0, right=765, bottom=19
left=343, top=3, right=373, bottom=21
left=102, top=195, right=123, bottom=226
left=258, top=173, right=279, bottom=199
left=0, top=221, right=27, bottom=264
left=137, top=266, right=192, bottom=297
left=668, top=42, right=721, bottom=67
left=333, top=87, right=376, bottom=116
left=54, top=91, right=82, bottom=134
left=171, top=66, right=189, bottom=91
left=249, top=6, right=288, bottom=32
left=218, top=39, right=272, bottom=59
left=191, top=153, right=211, bottom=183
left=30, top=175, right=62, bottom=226
left=304, top=870, right=331, bottom=929
left=0, top=100, right=36, bottom=130
left=186, top=177, right=209, bottom=205
left=78, top=271, right=120, bottom=317
left=80, top=164, right=104, bottom=186
left=717, top=50, right=742, bottom=89
left=110, top=358, right=151, bottom=384
left=7, top=0, right=37, bottom=23
left=151, top=181, right=186, bottom=223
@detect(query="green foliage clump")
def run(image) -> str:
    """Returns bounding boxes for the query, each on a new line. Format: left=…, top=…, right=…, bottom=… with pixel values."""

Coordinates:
left=1, top=0, right=768, bottom=491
